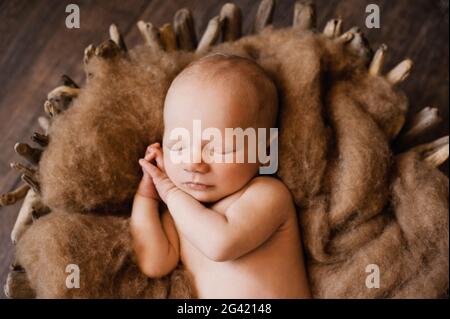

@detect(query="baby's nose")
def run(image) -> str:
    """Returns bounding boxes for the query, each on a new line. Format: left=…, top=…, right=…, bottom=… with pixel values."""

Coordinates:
left=183, top=161, right=210, bottom=174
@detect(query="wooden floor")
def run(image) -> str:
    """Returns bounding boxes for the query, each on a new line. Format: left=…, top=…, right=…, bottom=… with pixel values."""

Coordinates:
left=0, top=0, right=448, bottom=298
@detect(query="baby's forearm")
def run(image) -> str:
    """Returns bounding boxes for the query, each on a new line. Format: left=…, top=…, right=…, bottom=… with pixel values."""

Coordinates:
left=167, top=189, right=230, bottom=260
left=130, top=194, right=175, bottom=276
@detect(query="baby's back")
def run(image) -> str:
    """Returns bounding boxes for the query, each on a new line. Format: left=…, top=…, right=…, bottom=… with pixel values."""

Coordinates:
left=173, top=177, right=311, bottom=298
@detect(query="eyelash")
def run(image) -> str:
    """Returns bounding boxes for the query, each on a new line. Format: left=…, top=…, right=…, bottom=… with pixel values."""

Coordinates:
left=168, top=144, right=235, bottom=154
left=170, top=145, right=183, bottom=152
left=167, top=141, right=184, bottom=152
left=214, top=148, right=234, bottom=154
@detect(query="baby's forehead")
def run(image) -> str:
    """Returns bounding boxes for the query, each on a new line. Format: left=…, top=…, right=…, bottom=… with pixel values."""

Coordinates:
left=176, top=58, right=260, bottom=90
left=171, top=73, right=257, bottom=112
left=168, top=61, right=264, bottom=111
left=164, top=79, right=258, bottom=128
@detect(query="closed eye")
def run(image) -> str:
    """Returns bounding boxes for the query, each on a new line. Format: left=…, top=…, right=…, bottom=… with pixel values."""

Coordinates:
left=168, top=141, right=184, bottom=152
left=212, top=145, right=235, bottom=154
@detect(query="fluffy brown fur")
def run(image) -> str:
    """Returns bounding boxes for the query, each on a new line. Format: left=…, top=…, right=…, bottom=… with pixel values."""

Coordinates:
left=40, top=49, right=194, bottom=214
left=16, top=211, right=195, bottom=298
left=15, top=26, right=448, bottom=298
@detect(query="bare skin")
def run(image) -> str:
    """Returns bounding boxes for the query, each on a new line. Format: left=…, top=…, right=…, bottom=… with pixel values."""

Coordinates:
left=130, top=56, right=311, bottom=298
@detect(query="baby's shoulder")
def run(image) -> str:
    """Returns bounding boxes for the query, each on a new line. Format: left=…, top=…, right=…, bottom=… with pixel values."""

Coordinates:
left=247, top=175, right=290, bottom=191
left=214, top=176, right=294, bottom=215
left=227, top=176, right=296, bottom=223
left=243, top=176, right=294, bottom=205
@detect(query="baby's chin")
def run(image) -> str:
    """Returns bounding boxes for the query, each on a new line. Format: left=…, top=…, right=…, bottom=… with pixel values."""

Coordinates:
left=178, top=184, right=224, bottom=203
left=185, top=189, right=220, bottom=203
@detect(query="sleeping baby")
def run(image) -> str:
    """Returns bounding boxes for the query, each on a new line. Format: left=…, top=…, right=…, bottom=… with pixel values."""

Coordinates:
left=130, top=53, right=311, bottom=298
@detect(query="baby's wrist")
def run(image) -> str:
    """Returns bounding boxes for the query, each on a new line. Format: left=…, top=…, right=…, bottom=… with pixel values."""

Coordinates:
left=135, top=191, right=159, bottom=202
left=136, top=177, right=159, bottom=200
left=166, top=187, right=182, bottom=204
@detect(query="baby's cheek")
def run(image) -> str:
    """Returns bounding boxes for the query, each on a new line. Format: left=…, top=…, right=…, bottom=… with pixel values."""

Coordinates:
left=163, top=155, right=170, bottom=168
left=164, top=157, right=179, bottom=182
left=216, top=162, right=258, bottom=187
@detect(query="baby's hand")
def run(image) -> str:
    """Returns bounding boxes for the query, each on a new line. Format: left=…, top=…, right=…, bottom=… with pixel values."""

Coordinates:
left=136, top=143, right=160, bottom=200
left=138, top=143, right=179, bottom=204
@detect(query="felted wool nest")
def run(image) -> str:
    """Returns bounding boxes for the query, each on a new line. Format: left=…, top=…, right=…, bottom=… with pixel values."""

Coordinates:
left=2, top=1, right=449, bottom=298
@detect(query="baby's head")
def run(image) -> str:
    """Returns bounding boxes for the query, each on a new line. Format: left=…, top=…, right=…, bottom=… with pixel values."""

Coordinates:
left=163, top=53, right=278, bottom=202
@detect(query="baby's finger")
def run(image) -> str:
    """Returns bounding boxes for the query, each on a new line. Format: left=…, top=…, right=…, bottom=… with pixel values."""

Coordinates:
left=139, top=159, right=163, bottom=179
left=147, top=143, right=160, bottom=153
left=152, top=148, right=165, bottom=171
left=141, top=168, right=151, bottom=179
left=139, top=159, right=155, bottom=175
left=144, top=151, right=156, bottom=161
left=139, top=161, right=153, bottom=179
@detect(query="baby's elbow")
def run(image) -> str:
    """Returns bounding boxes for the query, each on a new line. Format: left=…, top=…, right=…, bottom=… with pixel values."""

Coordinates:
left=139, top=260, right=174, bottom=278
left=204, top=240, right=237, bottom=262
left=137, top=251, right=178, bottom=278
left=207, top=251, right=229, bottom=262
